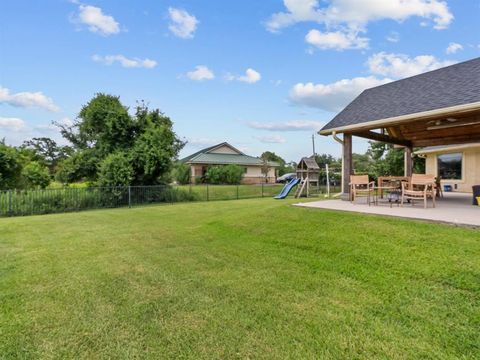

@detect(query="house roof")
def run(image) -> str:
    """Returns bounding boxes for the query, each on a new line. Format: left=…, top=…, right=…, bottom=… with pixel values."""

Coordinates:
left=320, top=57, right=480, bottom=134
left=298, top=157, right=320, bottom=169
left=180, top=142, right=279, bottom=167
left=415, top=142, right=480, bottom=155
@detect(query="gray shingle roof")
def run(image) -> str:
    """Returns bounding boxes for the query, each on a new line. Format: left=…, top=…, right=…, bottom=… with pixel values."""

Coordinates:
left=321, top=57, right=480, bottom=133
left=180, top=143, right=279, bottom=167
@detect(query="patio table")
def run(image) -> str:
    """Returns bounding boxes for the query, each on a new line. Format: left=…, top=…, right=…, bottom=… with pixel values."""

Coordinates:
left=374, top=186, right=402, bottom=207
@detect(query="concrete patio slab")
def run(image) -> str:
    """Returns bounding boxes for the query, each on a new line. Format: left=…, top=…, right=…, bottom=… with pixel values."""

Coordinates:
left=294, top=192, right=480, bottom=227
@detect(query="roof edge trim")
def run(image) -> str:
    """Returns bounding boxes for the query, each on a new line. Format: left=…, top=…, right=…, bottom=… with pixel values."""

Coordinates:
left=319, top=101, right=480, bottom=135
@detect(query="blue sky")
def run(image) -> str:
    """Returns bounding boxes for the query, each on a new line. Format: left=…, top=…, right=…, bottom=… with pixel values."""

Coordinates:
left=1, top=0, right=479, bottom=162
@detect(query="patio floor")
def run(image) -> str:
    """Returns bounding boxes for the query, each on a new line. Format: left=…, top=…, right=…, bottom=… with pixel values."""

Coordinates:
left=294, top=192, right=480, bottom=227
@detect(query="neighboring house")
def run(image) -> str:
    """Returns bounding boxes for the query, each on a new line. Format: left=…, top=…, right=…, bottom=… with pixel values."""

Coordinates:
left=181, top=142, right=279, bottom=184
left=416, top=143, right=480, bottom=193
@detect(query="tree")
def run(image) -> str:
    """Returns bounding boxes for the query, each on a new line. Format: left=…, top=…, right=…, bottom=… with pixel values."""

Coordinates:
left=22, top=137, right=72, bottom=175
left=260, top=158, right=272, bottom=183
left=261, top=151, right=291, bottom=176
left=0, top=141, right=22, bottom=189
left=56, top=94, right=185, bottom=185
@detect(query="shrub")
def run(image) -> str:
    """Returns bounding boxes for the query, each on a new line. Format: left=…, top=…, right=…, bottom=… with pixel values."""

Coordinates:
left=21, top=161, right=51, bottom=189
left=173, top=162, right=191, bottom=184
left=223, top=164, right=244, bottom=185
left=97, top=152, right=134, bottom=187
left=205, top=165, right=244, bottom=185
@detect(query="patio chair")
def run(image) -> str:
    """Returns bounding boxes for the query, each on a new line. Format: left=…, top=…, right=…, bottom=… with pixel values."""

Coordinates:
left=401, top=174, right=436, bottom=209
left=435, top=176, right=443, bottom=198
left=350, top=175, right=375, bottom=205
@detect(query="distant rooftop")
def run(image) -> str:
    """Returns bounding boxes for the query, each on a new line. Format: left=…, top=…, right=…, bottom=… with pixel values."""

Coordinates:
left=180, top=142, right=279, bottom=167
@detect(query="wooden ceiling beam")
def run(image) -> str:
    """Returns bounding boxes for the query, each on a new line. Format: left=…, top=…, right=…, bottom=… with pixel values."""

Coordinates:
left=351, top=130, right=412, bottom=147
left=412, top=134, right=480, bottom=147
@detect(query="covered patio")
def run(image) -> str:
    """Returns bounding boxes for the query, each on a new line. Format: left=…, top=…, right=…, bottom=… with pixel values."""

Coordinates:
left=311, top=57, right=480, bottom=225
left=295, top=192, right=479, bottom=227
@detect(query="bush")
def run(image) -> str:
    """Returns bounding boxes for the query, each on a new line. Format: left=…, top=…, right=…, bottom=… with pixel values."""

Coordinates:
left=21, top=161, right=50, bottom=189
left=223, top=164, right=244, bottom=184
left=205, top=165, right=244, bottom=185
left=172, top=162, right=191, bottom=184
left=97, top=152, right=134, bottom=187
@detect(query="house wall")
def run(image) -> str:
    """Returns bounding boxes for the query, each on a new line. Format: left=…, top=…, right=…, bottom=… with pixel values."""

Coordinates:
left=189, top=163, right=277, bottom=184
left=209, top=145, right=239, bottom=155
left=425, top=148, right=480, bottom=193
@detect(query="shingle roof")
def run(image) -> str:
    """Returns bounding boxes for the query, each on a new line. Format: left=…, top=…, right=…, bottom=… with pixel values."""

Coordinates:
left=321, top=57, right=480, bottom=133
left=299, top=157, right=320, bottom=169
left=180, top=142, right=279, bottom=167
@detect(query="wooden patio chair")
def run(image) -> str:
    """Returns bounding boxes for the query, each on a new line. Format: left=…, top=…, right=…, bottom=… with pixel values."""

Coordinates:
left=350, top=175, right=375, bottom=205
left=435, top=176, right=443, bottom=198
left=401, top=174, right=436, bottom=209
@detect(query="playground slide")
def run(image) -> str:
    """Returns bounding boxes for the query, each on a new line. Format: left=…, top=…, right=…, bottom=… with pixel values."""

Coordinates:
left=274, top=178, right=301, bottom=199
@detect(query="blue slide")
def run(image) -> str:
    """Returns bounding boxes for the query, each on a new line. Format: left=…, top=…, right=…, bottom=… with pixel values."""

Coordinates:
left=274, top=178, right=301, bottom=199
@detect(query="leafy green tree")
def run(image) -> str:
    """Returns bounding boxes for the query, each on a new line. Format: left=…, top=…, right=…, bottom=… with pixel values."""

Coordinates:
left=260, top=151, right=289, bottom=176
left=0, top=142, right=22, bottom=189
left=22, top=137, right=72, bottom=175
left=56, top=95, right=185, bottom=185
left=21, top=161, right=50, bottom=189
left=97, top=152, right=134, bottom=187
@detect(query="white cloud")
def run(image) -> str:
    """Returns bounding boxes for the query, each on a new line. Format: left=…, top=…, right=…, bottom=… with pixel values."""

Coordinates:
left=226, top=68, right=261, bottom=84
left=446, top=42, right=463, bottom=54
left=386, top=31, right=400, bottom=43
left=289, top=76, right=392, bottom=112
left=0, top=117, right=26, bottom=132
left=168, top=7, right=198, bottom=39
left=0, top=86, right=60, bottom=112
left=186, top=65, right=215, bottom=81
left=305, top=29, right=368, bottom=50
left=75, top=5, right=120, bottom=35
left=92, top=54, right=157, bottom=69
left=367, top=52, right=455, bottom=78
left=248, top=120, right=324, bottom=132
left=254, top=134, right=286, bottom=144
left=266, top=0, right=453, bottom=32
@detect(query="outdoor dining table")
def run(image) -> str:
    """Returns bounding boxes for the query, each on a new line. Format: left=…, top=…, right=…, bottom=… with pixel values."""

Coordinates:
left=374, top=186, right=402, bottom=207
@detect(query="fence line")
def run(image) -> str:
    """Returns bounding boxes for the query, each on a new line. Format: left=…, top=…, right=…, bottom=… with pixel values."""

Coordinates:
left=0, top=183, right=341, bottom=218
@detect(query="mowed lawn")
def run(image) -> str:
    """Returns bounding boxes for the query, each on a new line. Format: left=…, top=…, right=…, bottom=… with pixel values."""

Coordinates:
left=1, top=199, right=479, bottom=359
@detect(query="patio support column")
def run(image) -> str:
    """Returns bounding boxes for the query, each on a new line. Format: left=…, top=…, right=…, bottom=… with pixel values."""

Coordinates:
left=342, top=133, right=353, bottom=200
left=404, top=147, right=413, bottom=177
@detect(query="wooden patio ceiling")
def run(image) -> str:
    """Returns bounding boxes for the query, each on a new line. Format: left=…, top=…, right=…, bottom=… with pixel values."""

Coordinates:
left=349, top=109, right=480, bottom=147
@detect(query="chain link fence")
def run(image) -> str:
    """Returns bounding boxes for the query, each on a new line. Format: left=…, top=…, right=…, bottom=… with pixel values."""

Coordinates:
left=0, top=184, right=288, bottom=217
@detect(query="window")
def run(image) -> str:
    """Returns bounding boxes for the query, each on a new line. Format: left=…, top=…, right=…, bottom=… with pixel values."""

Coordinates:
left=437, top=153, right=462, bottom=180
left=244, top=167, right=248, bottom=174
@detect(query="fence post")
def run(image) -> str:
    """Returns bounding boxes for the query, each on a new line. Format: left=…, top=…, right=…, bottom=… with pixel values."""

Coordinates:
left=8, top=190, right=12, bottom=217
left=236, top=185, right=239, bottom=200
left=206, top=184, right=209, bottom=201
left=261, top=183, right=264, bottom=198
left=128, top=186, right=131, bottom=208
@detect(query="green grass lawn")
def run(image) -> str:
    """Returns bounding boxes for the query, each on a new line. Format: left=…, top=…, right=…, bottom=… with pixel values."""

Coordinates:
left=1, top=198, right=479, bottom=359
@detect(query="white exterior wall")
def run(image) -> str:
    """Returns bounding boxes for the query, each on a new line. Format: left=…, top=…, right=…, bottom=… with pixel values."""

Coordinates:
left=209, top=145, right=239, bottom=154
left=425, top=147, right=480, bottom=193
